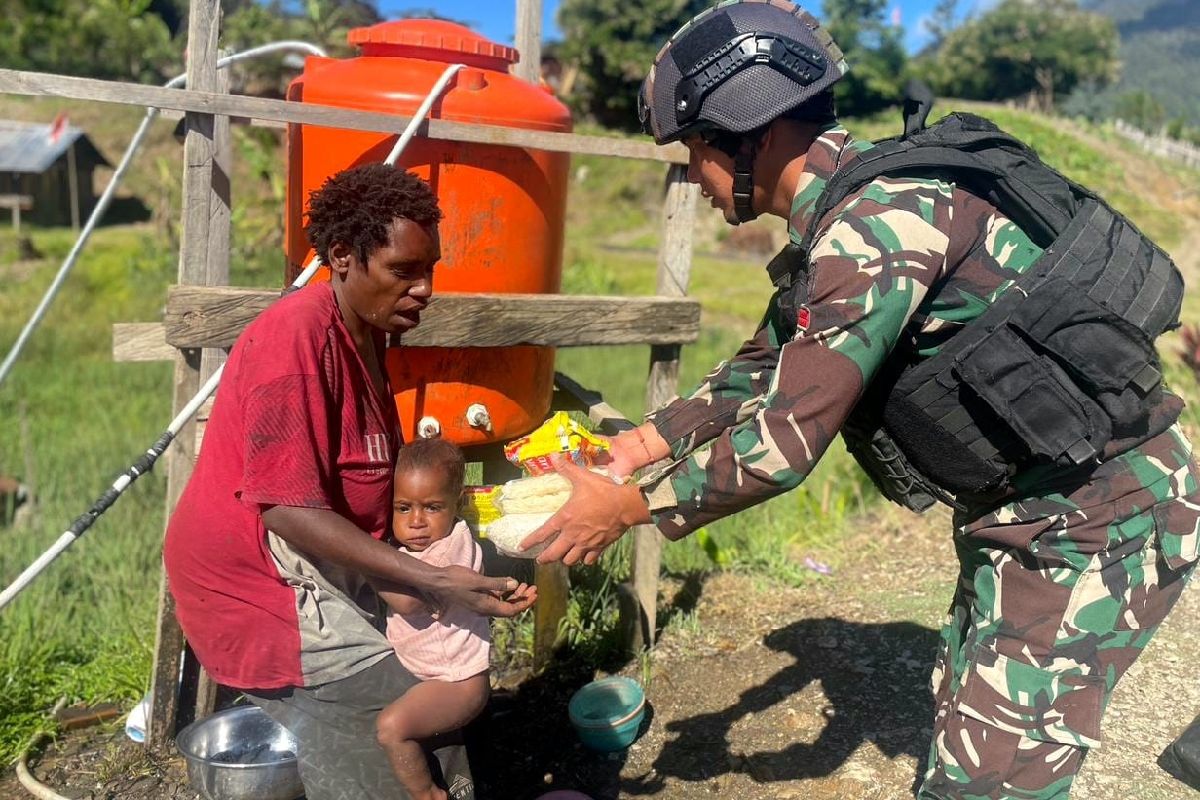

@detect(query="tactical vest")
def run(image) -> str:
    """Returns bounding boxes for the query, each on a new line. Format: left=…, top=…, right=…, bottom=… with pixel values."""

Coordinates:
left=768, top=111, right=1185, bottom=512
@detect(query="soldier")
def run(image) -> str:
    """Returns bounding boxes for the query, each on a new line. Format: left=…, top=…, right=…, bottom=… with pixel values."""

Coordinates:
left=521, top=2, right=1200, bottom=798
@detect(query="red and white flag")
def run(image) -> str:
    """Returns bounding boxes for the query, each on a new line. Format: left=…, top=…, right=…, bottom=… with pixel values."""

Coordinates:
left=47, top=112, right=69, bottom=145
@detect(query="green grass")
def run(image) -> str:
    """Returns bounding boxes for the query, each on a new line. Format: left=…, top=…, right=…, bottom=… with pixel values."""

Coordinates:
left=0, top=100, right=1197, bottom=767
left=0, top=226, right=175, bottom=763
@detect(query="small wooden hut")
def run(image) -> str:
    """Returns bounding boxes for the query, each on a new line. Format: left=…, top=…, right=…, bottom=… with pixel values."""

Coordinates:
left=0, top=118, right=109, bottom=228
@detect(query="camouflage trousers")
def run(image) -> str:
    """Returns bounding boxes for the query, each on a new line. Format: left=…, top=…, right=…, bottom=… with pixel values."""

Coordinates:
left=917, top=428, right=1200, bottom=800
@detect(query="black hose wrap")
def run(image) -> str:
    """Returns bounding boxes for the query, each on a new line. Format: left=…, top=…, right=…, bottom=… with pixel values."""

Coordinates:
left=66, top=431, right=176, bottom=537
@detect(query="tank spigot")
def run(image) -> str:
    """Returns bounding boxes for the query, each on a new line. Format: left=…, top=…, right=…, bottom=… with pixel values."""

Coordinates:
left=417, top=416, right=442, bottom=438
left=466, top=403, right=493, bottom=432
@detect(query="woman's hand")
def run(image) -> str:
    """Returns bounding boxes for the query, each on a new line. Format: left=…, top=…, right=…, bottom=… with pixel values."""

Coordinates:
left=261, top=505, right=535, bottom=618
left=519, top=456, right=652, bottom=566
left=426, top=567, right=537, bottom=618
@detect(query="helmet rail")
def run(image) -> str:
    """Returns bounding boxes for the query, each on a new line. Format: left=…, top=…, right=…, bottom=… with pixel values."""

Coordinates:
left=673, top=31, right=829, bottom=129
left=638, top=0, right=847, bottom=146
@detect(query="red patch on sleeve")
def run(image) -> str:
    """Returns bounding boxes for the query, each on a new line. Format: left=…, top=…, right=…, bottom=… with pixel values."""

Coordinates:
left=797, top=306, right=811, bottom=331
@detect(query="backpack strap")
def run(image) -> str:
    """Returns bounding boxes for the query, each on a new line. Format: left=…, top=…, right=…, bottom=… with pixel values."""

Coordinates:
left=793, top=113, right=1089, bottom=263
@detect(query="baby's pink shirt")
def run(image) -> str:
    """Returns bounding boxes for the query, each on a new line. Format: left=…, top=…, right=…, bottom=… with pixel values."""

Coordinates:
left=385, top=520, right=491, bottom=682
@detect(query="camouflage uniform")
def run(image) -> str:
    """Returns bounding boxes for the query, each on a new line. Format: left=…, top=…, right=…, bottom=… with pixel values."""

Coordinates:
left=639, top=125, right=1200, bottom=798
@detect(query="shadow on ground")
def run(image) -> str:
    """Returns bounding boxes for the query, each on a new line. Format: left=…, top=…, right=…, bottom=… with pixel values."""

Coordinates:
left=465, top=571, right=708, bottom=800
left=468, top=611, right=940, bottom=799
left=469, top=652, right=640, bottom=799
left=624, top=617, right=940, bottom=797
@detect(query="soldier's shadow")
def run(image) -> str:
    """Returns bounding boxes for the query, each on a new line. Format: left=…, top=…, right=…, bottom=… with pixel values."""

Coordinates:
left=627, top=616, right=940, bottom=794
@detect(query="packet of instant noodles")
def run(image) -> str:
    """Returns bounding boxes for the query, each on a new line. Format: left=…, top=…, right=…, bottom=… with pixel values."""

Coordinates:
left=503, top=411, right=609, bottom=476
left=460, top=485, right=502, bottom=535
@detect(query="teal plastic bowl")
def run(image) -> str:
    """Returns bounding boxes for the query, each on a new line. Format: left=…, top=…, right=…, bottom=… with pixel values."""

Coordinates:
left=568, top=677, right=646, bottom=752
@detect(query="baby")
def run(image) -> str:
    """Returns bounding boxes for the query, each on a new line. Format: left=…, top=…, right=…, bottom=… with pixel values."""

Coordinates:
left=375, top=437, right=532, bottom=800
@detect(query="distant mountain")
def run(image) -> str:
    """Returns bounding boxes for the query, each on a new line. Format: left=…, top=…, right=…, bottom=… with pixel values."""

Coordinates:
left=1084, top=0, right=1200, bottom=125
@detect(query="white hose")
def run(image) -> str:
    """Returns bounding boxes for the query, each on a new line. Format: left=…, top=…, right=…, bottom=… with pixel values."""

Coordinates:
left=17, top=699, right=96, bottom=800
left=0, top=41, right=328, bottom=390
left=0, top=62, right=464, bottom=612
left=16, top=740, right=70, bottom=800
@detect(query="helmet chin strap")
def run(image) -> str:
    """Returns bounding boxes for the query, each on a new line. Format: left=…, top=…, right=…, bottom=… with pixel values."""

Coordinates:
left=731, top=139, right=758, bottom=224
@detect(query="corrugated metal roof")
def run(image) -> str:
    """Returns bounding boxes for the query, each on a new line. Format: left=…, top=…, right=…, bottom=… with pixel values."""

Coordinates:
left=0, top=119, right=108, bottom=173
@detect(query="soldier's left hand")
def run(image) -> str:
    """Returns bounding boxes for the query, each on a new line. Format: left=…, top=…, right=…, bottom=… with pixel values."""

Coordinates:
left=519, top=455, right=652, bottom=566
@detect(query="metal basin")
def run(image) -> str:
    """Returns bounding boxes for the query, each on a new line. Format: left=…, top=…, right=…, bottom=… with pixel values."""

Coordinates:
left=175, top=705, right=304, bottom=800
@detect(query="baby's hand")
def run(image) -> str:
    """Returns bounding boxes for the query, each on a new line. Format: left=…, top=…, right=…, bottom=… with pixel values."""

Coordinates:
left=433, top=567, right=536, bottom=617
left=500, top=581, right=537, bottom=608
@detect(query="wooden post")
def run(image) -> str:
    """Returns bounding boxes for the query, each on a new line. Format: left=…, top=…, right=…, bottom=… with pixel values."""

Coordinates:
left=190, top=55, right=233, bottom=726
left=66, top=141, right=79, bottom=231
left=515, top=0, right=567, bottom=671
left=148, top=0, right=220, bottom=752
left=531, top=561, right=568, bottom=672
left=514, top=0, right=542, bottom=84
left=624, top=164, right=698, bottom=654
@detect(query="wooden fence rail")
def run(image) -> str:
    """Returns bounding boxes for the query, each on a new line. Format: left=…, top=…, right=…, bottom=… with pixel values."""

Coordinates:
left=0, top=68, right=688, bottom=165
left=114, top=290, right=700, bottom=360
left=162, top=287, right=700, bottom=349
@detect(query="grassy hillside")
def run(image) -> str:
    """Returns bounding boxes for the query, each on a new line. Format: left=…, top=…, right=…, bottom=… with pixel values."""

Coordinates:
left=1084, top=0, right=1200, bottom=125
left=1, top=98, right=1199, bottom=765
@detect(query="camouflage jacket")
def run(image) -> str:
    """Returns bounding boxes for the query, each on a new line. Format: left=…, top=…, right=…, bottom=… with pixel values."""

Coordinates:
left=639, top=124, right=1195, bottom=541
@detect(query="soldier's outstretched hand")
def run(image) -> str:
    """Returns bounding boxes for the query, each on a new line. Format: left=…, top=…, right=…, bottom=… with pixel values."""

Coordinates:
left=519, top=455, right=652, bottom=566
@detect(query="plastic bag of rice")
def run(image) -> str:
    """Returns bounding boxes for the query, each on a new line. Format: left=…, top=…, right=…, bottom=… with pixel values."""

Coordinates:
left=486, top=512, right=554, bottom=558
left=498, top=473, right=572, bottom=515
left=485, top=469, right=621, bottom=558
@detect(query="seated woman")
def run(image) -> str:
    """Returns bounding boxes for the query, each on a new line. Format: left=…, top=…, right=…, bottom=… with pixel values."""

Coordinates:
left=163, top=163, right=535, bottom=800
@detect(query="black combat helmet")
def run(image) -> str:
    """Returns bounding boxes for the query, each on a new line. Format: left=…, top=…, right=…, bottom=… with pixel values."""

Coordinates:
left=638, top=0, right=848, bottom=145
left=638, top=0, right=848, bottom=223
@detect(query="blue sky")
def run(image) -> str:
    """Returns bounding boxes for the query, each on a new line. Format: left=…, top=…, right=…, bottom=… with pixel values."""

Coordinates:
left=377, top=1, right=1001, bottom=55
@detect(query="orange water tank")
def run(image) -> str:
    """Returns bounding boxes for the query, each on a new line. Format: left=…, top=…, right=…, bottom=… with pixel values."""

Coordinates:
left=285, top=20, right=571, bottom=446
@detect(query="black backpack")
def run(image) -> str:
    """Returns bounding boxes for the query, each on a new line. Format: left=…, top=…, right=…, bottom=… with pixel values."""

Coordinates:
left=770, top=93, right=1185, bottom=510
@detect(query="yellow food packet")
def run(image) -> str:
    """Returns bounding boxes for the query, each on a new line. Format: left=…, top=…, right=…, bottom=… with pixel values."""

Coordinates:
left=460, top=485, right=502, bottom=535
left=503, top=411, right=609, bottom=476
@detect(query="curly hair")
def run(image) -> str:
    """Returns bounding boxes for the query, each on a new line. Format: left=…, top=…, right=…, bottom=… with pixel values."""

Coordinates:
left=394, top=437, right=466, bottom=496
left=304, top=163, right=442, bottom=266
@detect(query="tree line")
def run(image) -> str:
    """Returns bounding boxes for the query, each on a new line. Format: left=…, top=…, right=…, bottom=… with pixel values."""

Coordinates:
left=2, top=0, right=1196, bottom=145
left=0, top=1, right=381, bottom=88
left=557, top=0, right=1200, bottom=145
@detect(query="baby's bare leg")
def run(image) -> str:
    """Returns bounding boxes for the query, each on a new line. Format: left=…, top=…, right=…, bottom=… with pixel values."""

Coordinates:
left=376, top=673, right=489, bottom=800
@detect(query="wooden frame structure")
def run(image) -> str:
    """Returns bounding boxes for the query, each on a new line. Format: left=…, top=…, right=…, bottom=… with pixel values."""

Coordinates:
left=0, top=194, right=33, bottom=233
left=0, top=0, right=700, bottom=751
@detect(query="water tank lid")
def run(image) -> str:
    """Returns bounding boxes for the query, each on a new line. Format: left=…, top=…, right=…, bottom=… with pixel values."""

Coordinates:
left=348, top=20, right=518, bottom=64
